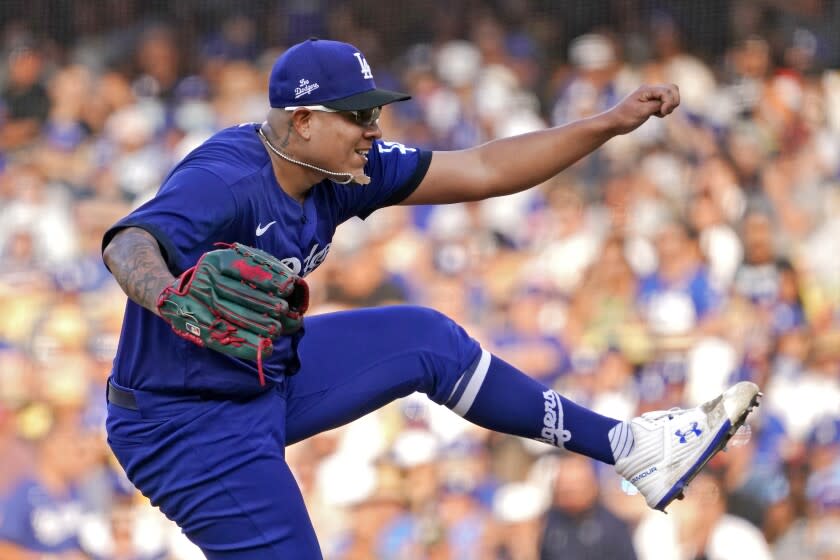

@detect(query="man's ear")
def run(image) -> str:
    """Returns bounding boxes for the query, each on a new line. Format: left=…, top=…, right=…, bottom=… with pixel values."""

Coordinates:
left=290, top=109, right=313, bottom=141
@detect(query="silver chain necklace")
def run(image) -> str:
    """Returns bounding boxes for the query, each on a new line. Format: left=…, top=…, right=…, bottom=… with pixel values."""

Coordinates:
left=257, top=126, right=356, bottom=185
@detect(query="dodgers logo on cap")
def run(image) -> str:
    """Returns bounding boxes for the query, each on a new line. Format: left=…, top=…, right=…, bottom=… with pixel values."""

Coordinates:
left=269, top=38, right=410, bottom=111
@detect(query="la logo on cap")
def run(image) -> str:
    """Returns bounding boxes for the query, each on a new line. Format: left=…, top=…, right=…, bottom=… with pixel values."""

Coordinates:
left=353, top=52, right=373, bottom=80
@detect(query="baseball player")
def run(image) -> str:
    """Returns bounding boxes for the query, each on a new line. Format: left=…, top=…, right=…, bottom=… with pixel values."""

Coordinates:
left=101, top=38, right=760, bottom=559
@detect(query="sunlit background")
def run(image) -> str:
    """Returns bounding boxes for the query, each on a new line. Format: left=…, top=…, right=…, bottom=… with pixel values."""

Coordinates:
left=1, top=1, right=840, bottom=559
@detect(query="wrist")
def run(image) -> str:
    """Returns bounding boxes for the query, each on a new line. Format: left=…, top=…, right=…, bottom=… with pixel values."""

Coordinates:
left=589, top=109, right=624, bottom=137
left=152, top=276, right=177, bottom=317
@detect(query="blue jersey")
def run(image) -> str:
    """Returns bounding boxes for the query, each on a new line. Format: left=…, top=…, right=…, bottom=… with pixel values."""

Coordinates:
left=0, top=478, right=84, bottom=553
left=103, top=123, right=431, bottom=396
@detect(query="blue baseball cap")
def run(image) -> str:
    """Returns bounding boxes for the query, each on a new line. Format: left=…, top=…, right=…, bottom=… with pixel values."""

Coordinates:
left=269, top=38, right=410, bottom=110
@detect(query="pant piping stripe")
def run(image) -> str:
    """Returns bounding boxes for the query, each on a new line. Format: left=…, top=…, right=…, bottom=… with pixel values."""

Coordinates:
left=450, top=349, right=491, bottom=416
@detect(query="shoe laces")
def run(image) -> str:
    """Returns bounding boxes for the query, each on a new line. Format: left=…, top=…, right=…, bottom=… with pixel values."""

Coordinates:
left=641, top=406, right=687, bottom=423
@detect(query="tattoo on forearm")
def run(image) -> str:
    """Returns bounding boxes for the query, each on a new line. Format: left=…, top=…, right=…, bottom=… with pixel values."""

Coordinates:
left=104, top=229, right=175, bottom=314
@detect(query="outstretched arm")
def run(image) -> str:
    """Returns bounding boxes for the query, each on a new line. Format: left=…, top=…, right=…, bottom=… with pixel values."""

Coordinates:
left=402, top=84, right=680, bottom=205
left=103, top=227, right=176, bottom=317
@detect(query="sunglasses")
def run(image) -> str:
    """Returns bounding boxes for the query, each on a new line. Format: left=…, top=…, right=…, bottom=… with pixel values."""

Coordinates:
left=284, top=105, right=382, bottom=127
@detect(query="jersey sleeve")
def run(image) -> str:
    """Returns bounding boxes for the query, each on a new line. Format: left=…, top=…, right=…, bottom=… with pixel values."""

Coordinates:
left=335, top=140, right=431, bottom=222
left=101, top=167, right=238, bottom=275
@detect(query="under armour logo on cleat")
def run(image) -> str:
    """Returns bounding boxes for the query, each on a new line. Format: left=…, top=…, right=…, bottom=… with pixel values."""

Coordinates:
left=675, top=422, right=702, bottom=443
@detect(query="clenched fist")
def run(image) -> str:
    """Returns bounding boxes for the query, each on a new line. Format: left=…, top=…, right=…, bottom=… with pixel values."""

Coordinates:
left=605, top=84, right=680, bottom=135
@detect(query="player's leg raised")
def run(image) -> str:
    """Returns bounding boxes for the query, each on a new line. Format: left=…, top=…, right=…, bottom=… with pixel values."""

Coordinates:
left=288, top=305, right=760, bottom=512
left=288, top=305, right=621, bottom=462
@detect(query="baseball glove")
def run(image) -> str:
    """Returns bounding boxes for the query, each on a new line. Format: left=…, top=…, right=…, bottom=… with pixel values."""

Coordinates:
left=157, top=242, right=309, bottom=385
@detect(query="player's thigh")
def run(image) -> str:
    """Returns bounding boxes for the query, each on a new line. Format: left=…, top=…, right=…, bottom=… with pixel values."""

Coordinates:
left=107, top=389, right=322, bottom=559
left=286, top=305, right=480, bottom=443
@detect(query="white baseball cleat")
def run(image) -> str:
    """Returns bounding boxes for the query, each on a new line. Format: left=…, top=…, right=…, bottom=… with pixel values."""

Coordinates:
left=615, top=381, right=762, bottom=512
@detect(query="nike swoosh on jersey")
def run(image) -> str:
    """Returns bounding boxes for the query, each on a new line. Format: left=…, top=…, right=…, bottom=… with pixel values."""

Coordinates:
left=256, top=221, right=276, bottom=236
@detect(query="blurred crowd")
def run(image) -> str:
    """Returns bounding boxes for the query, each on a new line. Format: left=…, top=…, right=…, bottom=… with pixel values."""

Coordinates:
left=2, top=1, right=840, bottom=559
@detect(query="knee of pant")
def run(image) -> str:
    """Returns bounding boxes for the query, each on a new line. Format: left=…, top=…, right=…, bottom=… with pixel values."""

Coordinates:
left=397, top=305, right=481, bottom=400
left=400, top=305, right=469, bottom=351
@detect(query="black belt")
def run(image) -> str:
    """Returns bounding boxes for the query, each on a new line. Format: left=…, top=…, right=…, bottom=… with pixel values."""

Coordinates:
left=107, top=381, right=138, bottom=410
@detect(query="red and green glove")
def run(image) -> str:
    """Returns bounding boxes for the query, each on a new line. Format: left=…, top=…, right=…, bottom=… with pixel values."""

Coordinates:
left=157, top=242, right=309, bottom=385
